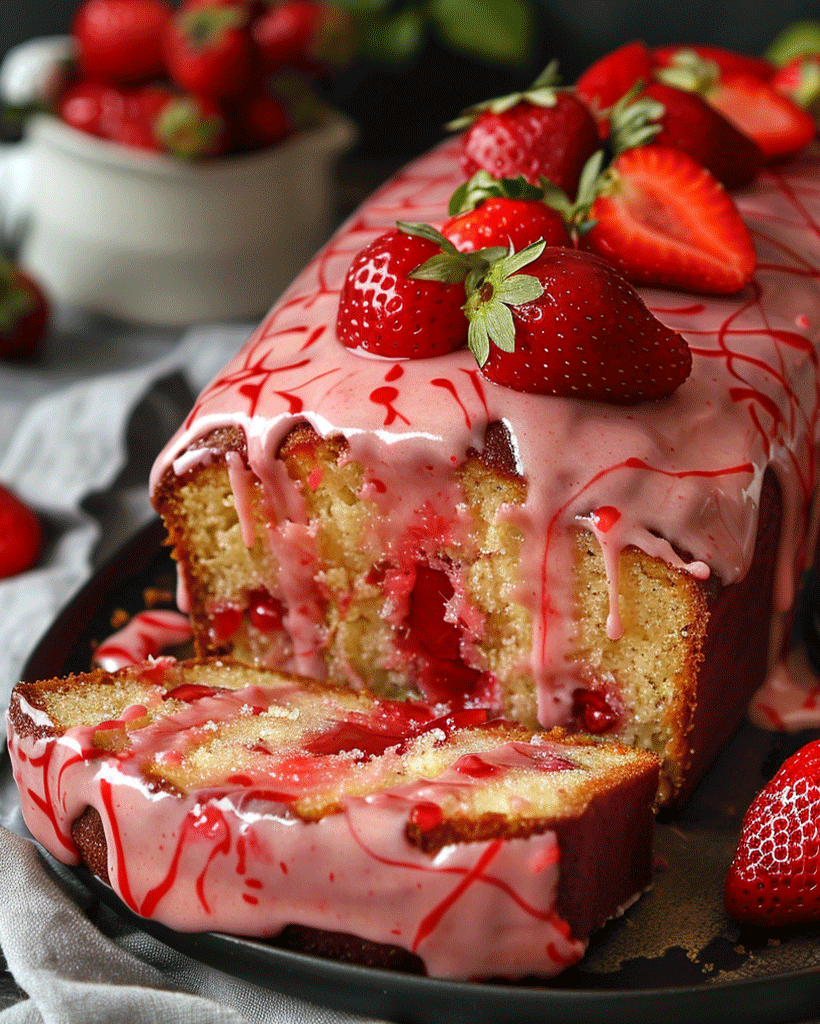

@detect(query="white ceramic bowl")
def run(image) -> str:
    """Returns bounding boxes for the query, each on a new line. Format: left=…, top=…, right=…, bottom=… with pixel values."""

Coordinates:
left=17, top=108, right=356, bottom=326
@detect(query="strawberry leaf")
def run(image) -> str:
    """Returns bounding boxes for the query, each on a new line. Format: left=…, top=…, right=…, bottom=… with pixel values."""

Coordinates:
left=448, top=170, right=545, bottom=216
left=608, top=89, right=665, bottom=155
left=410, top=251, right=471, bottom=284
left=446, top=60, right=564, bottom=130
left=655, top=49, right=720, bottom=95
left=467, top=315, right=491, bottom=366
left=483, top=299, right=517, bottom=351
left=496, top=274, right=543, bottom=305
left=497, top=238, right=547, bottom=277
left=430, top=0, right=535, bottom=70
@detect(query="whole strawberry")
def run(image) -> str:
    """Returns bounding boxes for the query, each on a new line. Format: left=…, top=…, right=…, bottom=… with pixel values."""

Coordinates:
left=608, top=82, right=763, bottom=191
left=231, top=90, right=292, bottom=151
left=449, top=64, right=600, bottom=198
left=575, top=40, right=655, bottom=130
left=0, top=257, right=49, bottom=361
left=165, top=0, right=256, bottom=100
left=336, top=224, right=496, bottom=359
left=252, top=1, right=353, bottom=75
left=72, top=0, right=172, bottom=85
left=463, top=242, right=691, bottom=404
left=442, top=171, right=570, bottom=253
left=57, top=81, right=129, bottom=139
left=0, top=483, right=42, bottom=579
left=142, top=89, right=230, bottom=158
left=725, top=738, right=820, bottom=927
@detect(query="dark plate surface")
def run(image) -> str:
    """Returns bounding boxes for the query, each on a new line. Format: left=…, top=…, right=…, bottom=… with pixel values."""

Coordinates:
left=14, top=519, right=820, bottom=1024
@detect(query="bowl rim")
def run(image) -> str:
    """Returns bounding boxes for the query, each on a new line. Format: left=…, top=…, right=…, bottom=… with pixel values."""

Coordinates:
left=25, top=106, right=357, bottom=182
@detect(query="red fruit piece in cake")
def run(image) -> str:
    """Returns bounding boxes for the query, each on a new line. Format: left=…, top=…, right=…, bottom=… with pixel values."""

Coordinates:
left=0, top=483, right=42, bottom=579
left=577, top=145, right=757, bottom=295
left=165, top=0, right=256, bottom=100
left=607, top=81, right=763, bottom=191
left=0, top=257, right=49, bottom=361
left=336, top=224, right=494, bottom=359
left=655, top=49, right=816, bottom=162
left=442, top=171, right=570, bottom=252
left=463, top=242, right=691, bottom=404
left=574, top=40, right=655, bottom=129
left=72, top=0, right=172, bottom=85
left=725, top=738, right=820, bottom=926
left=449, top=63, right=600, bottom=198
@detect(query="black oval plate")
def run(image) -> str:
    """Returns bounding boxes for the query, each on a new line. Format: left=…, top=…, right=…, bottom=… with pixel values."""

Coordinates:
left=14, top=518, right=820, bottom=1024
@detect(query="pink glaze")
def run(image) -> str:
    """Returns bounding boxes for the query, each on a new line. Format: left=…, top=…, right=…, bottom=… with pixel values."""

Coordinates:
left=7, top=688, right=589, bottom=980
left=93, top=611, right=193, bottom=672
left=750, top=646, right=820, bottom=731
left=150, top=139, right=820, bottom=727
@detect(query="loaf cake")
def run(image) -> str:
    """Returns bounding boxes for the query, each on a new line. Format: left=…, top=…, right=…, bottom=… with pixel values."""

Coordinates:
left=149, top=128, right=820, bottom=807
left=6, top=657, right=658, bottom=980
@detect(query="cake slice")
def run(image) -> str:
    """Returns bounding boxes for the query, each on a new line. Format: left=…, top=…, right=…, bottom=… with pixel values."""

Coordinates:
left=7, top=657, right=658, bottom=980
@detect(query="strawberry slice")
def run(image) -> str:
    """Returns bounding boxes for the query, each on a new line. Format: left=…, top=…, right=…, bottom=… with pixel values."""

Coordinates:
left=579, top=146, right=757, bottom=295
left=707, top=70, right=817, bottom=161
left=655, top=50, right=816, bottom=161
left=463, top=242, right=691, bottom=404
left=725, top=738, right=820, bottom=926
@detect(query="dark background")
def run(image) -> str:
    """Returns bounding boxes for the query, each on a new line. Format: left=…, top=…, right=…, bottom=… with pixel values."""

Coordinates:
left=2, top=1, right=820, bottom=161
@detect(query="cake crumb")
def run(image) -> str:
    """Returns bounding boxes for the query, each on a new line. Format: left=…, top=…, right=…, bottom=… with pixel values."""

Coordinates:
left=110, top=608, right=130, bottom=629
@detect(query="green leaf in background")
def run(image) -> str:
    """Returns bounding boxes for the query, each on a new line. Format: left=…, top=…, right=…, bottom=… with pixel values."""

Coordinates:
left=429, top=0, right=534, bottom=68
left=766, top=19, right=820, bottom=65
left=357, top=4, right=427, bottom=65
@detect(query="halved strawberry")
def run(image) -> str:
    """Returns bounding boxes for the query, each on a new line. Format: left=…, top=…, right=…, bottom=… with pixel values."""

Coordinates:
left=707, top=71, right=817, bottom=161
left=463, top=242, right=691, bottom=404
left=336, top=224, right=495, bottom=359
left=577, top=146, right=757, bottom=295
left=575, top=40, right=655, bottom=130
left=656, top=50, right=816, bottom=161
left=725, top=738, right=820, bottom=926
left=442, top=172, right=570, bottom=252
left=448, top=64, right=600, bottom=198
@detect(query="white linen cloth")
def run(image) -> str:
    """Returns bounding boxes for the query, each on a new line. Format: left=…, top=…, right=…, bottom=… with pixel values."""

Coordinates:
left=0, top=309, right=388, bottom=1024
